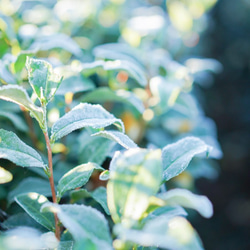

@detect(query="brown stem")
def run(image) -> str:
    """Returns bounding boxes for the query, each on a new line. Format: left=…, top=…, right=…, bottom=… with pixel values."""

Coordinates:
left=20, top=106, right=39, bottom=147
left=43, top=131, right=60, bottom=240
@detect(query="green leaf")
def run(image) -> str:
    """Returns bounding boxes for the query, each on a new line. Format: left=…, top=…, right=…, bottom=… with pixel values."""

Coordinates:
left=81, top=60, right=147, bottom=86
left=0, top=213, right=46, bottom=231
left=41, top=204, right=112, bottom=250
left=107, top=148, right=162, bottom=225
left=78, top=130, right=116, bottom=165
left=0, top=85, right=44, bottom=127
left=13, top=51, right=35, bottom=74
left=57, top=241, right=74, bottom=250
left=26, top=57, right=63, bottom=104
left=15, top=193, right=55, bottom=231
left=92, top=130, right=138, bottom=149
left=29, top=34, right=84, bottom=58
left=162, top=137, right=212, bottom=181
left=57, top=163, right=104, bottom=199
left=0, top=166, right=12, bottom=184
left=0, top=110, right=28, bottom=132
left=114, top=216, right=204, bottom=249
left=51, top=103, right=124, bottom=142
left=158, top=189, right=213, bottom=218
left=81, top=87, right=144, bottom=114
left=0, top=129, right=46, bottom=169
left=8, top=177, right=51, bottom=204
left=56, top=75, right=95, bottom=95
left=91, top=187, right=110, bottom=215
left=70, top=187, right=110, bottom=215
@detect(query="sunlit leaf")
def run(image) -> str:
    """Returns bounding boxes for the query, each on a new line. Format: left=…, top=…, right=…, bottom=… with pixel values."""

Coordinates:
left=162, top=137, right=212, bottom=181
left=51, top=103, right=124, bottom=142
left=92, top=130, right=138, bottom=149
left=114, top=216, right=203, bottom=249
left=81, top=60, right=147, bottom=86
left=13, top=51, right=35, bottom=74
left=81, top=87, right=144, bottom=114
left=107, top=148, right=162, bottom=224
left=0, top=85, right=44, bottom=127
left=29, top=34, right=84, bottom=58
left=158, top=188, right=213, bottom=218
left=26, top=57, right=63, bottom=104
left=15, top=193, right=55, bottom=231
left=0, top=129, right=46, bottom=169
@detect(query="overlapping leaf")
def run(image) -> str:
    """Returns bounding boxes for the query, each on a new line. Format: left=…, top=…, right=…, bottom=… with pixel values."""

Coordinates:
left=41, top=204, right=112, bottom=249
left=0, top=85, right=44, bottom=126
left=51, top=103, right=124, bottom=142
left=162, top=137, right=212, bottom=181
left=15, top=193, right=55, bottom=231
left=0, top=129, right=46, bottom=169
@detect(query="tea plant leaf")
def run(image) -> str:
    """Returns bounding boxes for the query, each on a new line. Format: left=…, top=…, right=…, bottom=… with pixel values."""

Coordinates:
left=162, top=137, right=212, bottom=181
left=81, top=60, right=147, bottom=86
left=57, top=241, right=74, bottom=250
left=91, top=187, right=110, bottom=215
left=57, top=163, right=104, bottom=199
left=15, top=193, right=55, bottom=231
left=107, top=149, right=162, bottom=224
left=115, top=216, right=203, bottom=249
left=41, top=204, right=112, bottom=249
left=29, top=34, right=84, bottom=58
left=51, top=103, right=124, bottom=142
left=70, top=187, right=110, bottom=215
left=0, top=85, right=44, bottom=127
left=0, top=129, right=46, bottom=169
left=26, top=57, right=63, bottom=104
left=158, top=189, right=213, bottom=218
left=0, top=166, right=12, bottom=184
left=92, top=130, right=138, bottom=149
left=81, top=87, right=144, bottom=114
left=0, top=111, right=28, bottom=132
left=1, top=213, right=45, bottom=231
left=13, top=51, right=35, bottom=74
left=8, top=177, right=51, bottom=204
left=56, top=75, right=95, bottom=95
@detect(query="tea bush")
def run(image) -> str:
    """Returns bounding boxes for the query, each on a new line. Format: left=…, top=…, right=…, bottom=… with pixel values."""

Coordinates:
left=0, top=1, right=222, bottom=249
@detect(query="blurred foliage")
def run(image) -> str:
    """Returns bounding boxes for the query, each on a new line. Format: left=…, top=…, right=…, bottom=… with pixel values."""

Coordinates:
left=0, top=0, right=227, bottom=249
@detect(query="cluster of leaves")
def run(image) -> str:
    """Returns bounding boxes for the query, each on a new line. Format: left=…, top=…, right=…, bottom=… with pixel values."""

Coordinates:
left=0, top=0, right=222, bottom=249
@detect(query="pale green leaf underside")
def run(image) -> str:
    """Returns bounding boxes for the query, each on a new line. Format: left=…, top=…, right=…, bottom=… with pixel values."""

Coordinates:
left=41, top=204, right=112, bottom=249
left=92, top=130, right=138, bottom=149
left=51, top=103, right=124, bottom=142
left=81, top=60, right=147, bottom=86
left=114, top=215, right=203, bottom=249
left=26, top=57, right=62, bottom=104
left=0, top=129, right=45, bottom=169
left=162, top=137, right=212, bottom=181
left=158, top=188, right=213, bottom=218
left=0, top=85, right=44, bottom=126
left=107, top=148, right=162, bottom=224
left=57, top=162, right=104, bottom=199
left=15, top=192, right=55, bottom=231
left=81, top=87, right=144, bottom=114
